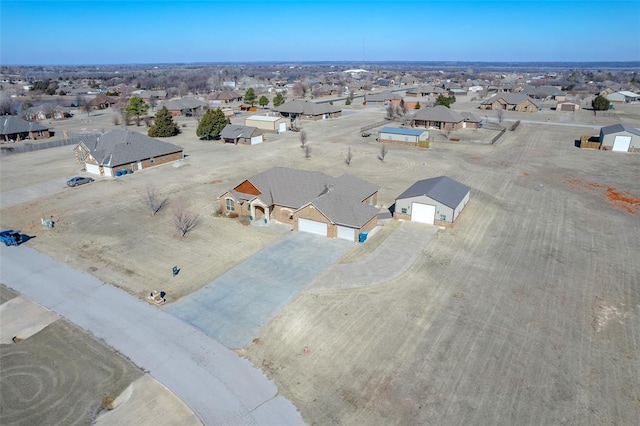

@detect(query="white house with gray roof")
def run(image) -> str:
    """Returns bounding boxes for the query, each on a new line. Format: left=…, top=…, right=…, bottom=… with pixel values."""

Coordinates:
left=219, top=167, right=379, bottom=241
left=378, top=127, right=429, bottom=146
left=74, top=129, right=184, bottom=177
left=394, top=176, right=470, bottom=226
left=599, top=124, right=640, bottom=152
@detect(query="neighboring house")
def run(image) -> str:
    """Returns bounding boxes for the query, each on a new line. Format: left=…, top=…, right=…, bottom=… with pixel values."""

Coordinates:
left=378, top=127, right=429, bottom=147
left=0, top=116, right=51, bottom=142
left=521, top=85, right=566, bottom=101
left=24, top=104, right=71, bottom=121
left=409, top=106, right=480, bottom=131
left=74, top=128, right=184, bottom=177
left=271, top=99, right=341, bottom=120
left=245, top=115, right=288, bottom=133
left=136, top=90, right=167, bottom=102
left=218, top=167, right=379, bottom=242
left=599, top=123, right=640, bottom=152
left=406, top=85, right=448, bottom=98
left=401, top=96, right=429, bottom=110
left=606, top=91, right=640, bottom=103
left=160, top=97, right=208, bottom=117
left=556, top=100, right=580, bottom=112
left=88, top=94, right=118, bottom=110
left=209, top=90, right=243, bottom=103
left=479, top=93, right=538, bottom=112
left=364, top=90, right=403, bottom=105
left=220, top=124, right=263, bottom=145
left=394, top=176, right=470, bottom=226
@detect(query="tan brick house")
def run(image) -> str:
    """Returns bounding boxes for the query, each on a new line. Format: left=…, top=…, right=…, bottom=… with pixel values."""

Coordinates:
left=218, top=167, right=379, bottom=241
left=479, top=93, right=538, bottom=112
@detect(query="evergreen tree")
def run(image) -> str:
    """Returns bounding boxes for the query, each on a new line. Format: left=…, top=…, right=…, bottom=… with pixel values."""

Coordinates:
left=196, top=108, right=230, bottom=140
left=148, top=106, right=180, bottom=137
left=259, top=95, right=269, bottom=108
left=244, top=88, right=257, bottom=106
left=592, top=95, right=610, bottom=111
left=435, top=94, right=455, bottom=108
left=273, top=92, right=285, bottom=107
left=414, top=102, right=421, bottom=109
left=125, top=96, right=149, bottom=125
left=345, top=97, right=352, bottom=106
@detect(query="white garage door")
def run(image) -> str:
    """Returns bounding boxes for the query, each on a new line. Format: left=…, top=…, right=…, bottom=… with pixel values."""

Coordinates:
left=411, top=203, right=435, bottom=225
left=298, top=218, right=327, bottom=236
left=279, top=122, right=286, bottom=133
left=337, top=225, right=355, bottom=241
left=250, top=135, right=263, bottom=145
left=85, top=163, right=100, bottom=175
left=612, top=135, right=631, bottom=152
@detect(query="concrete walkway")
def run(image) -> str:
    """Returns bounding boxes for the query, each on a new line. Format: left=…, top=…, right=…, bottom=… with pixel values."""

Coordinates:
left=312, top=221, right=439, bottom=290
left=0, top=244, right=305, bottom=425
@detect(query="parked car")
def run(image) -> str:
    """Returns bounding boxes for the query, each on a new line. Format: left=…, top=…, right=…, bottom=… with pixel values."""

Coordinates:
left=67, top=176, right=94, bottom=187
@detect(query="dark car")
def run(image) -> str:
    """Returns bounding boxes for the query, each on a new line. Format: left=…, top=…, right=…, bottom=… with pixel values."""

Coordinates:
left=67, top=176, right=94, bottom=187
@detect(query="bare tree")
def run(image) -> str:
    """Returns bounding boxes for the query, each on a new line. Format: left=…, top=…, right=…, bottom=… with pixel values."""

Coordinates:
left=497, top=108, right=504, bottom=124
left=178, top=82, right=189, bottom=97
left=173, top=198, right=200, bottom=238
left=386, top=104, right=395, bottom=120
left=304, top=144, right=312, bottom=159
left=378, top=144, right=388, bottom=162
left=140, top=183, right=167, bottom=216
left=299, top=130, right=307, bottom=148
left=345, top=147, right=353, bottom=166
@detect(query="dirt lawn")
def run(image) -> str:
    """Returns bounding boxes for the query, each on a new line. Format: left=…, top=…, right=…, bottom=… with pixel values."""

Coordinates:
left=1, top=100, right=640, bottom=424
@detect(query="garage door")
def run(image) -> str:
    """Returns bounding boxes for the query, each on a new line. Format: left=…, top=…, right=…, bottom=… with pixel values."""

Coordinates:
left=337, top=225, right=355, bottom=241
left=298, top=218, right=327, bottom=236
left=250, top=135, right=263, bottom=145
left=612, top=135, right=631, bottom=152
left=411, top=203, right=435, bottom=225
left=85, top=163, right=100, bottom=175
left=279, top=122, right=286, bottom=133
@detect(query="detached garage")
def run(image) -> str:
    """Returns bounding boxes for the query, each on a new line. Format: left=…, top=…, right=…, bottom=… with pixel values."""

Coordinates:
left=245, top=115, right=288, bottom=134
left=394, top=176, right=470, bottom=226
left=599, top=124, right=640, bottom=153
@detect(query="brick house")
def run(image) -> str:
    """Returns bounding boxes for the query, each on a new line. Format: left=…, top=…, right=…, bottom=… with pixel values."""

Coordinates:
left=218, top=167, right=379, bottom=242
left=0, top=116, right=51, bottom=142
left=160, top=97, right=208, bottom=117
left=24, top=104, right=71, bottom=121
left=271, top=99, right=342, bottom=121
left=479, top=93, right=538, bottom=112
left=74, top=128, right=184, bottom=177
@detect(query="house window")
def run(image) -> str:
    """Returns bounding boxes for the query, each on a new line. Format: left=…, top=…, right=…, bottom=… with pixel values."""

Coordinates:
left=225, top=198, right=235, bottom=211
left=401, top=208, right=407, bottom=214
left=150, top=157, right=155, bottom=163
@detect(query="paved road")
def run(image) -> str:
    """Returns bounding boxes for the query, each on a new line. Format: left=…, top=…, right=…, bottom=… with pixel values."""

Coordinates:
left=0, top=244, right=305, bottom=425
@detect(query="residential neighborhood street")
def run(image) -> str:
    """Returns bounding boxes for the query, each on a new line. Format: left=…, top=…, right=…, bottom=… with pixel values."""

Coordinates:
left=0, top=244, right=304, bottom=425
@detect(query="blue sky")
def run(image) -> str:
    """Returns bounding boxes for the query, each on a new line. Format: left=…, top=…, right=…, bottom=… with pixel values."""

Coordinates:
left=1, top=0, right=639, bottom=65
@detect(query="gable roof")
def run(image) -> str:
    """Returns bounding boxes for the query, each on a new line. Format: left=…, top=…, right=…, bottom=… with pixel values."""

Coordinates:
left=365, top=91, right=403, bottom=102
left=397, top=176, right=470, bottom=209
left=600, top=123, right=640, bottom=137
left=229, top=167, right=378, bottom=211
left=210, top=90, right=242, bottom=101
left=220, top=124, right=259, bottom=139
left=481, top=93, right=538, bottom=106
left=379, top=127, right=427, bottom=136
left=78, top=128, right=183, bottom=167
left=0, top=116, right=49, bottom=135
left=271, top=99, right=341, bottom=116
left=412, top=105, right=464, bottom=123
left=306, top=191, right=379, bottom=227
left=161, top=97, right=207, bottom=111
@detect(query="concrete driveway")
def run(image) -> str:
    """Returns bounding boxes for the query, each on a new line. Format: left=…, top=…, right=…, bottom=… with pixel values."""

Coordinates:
left=164, top=232, right=353, bottom=349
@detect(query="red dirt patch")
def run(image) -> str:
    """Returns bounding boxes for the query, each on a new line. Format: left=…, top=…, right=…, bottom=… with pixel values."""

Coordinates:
left=564, top=178, right=639, bottom=214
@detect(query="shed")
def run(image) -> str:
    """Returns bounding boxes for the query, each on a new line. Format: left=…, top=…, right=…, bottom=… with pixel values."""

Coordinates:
left=394, top=176, right=470, bottom=226
left=220, top=124, right=263, bottom=145
left=245, top=115, right=288, bottom=133
left=599, top=123, right=640, bottom=152
left=378, top=127, right=429, bottom=146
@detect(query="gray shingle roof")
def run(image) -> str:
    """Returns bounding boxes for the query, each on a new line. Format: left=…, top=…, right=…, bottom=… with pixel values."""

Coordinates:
left=412, top=105, right=464, bottom=123
left=397, top=176, right=470, bottom=209
left=481, top=93, right=538, bottom=106
left=309, top=191, right=379, bottom=227
left=220, top=124, right=259, bottom=139
left=231, top=167, right=378, bottom=218
left=600, top=123, right=640, bottom=137
left=271, top=99, right=341, bottom=116
left=365, top=91, right=403, bottom=102
left=0, top=116, right=49, bottom=135
left=161, top=97, right=207, bottom=111
left=79, top=128, right=183, bottom=167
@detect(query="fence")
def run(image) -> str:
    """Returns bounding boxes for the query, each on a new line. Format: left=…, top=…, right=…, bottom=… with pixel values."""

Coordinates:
left=491, top=128, right=506, bottom=145
left=0, top=134, right=99, bottom=156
